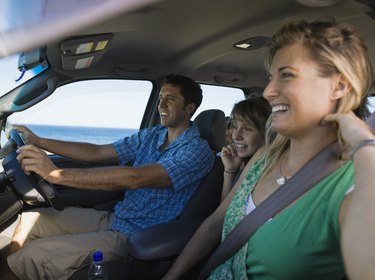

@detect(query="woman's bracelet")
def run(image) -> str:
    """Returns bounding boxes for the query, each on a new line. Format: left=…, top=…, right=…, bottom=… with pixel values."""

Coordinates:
left=350, top=139, right=375, bottom=160
left=224, top=170, right=237, bottom=174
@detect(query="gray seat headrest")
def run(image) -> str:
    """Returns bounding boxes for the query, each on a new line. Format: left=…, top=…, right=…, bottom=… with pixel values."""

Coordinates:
left=194, top=109, right=226, bottom=153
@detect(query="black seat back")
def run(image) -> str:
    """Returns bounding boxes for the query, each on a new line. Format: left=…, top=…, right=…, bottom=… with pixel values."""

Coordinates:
left=194, top=109, right=226, bottom=153
left=179, top=109, right=226, bottom=219
left=179, top=156, right=223, bottom=219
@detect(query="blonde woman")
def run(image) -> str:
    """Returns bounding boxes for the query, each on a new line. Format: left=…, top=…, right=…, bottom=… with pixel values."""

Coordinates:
left=163, top=19, right=375, bottom=280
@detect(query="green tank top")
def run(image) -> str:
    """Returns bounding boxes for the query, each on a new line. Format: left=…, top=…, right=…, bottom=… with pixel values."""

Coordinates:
left=209, top=156, right=354, bottom=280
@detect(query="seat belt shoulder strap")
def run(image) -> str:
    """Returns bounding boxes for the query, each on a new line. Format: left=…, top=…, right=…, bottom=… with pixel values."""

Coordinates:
left=198, top=141, right=341, bottom=279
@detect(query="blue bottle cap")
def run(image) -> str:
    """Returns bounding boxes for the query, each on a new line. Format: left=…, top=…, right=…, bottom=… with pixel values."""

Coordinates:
left=93, top=251, right=103, bottom=262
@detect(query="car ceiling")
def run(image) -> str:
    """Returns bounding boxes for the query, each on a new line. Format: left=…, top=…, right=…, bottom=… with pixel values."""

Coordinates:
left=39, top=0, right=374, bottom=89
left=2, top=0, right=375, bottom=95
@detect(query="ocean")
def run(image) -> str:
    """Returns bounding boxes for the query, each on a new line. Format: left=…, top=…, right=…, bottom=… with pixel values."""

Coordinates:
left=27, top=124, right=138, bottom=144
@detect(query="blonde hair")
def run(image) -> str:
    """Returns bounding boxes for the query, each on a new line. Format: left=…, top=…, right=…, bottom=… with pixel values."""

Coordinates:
left=263, top=19, right=373, bottom=171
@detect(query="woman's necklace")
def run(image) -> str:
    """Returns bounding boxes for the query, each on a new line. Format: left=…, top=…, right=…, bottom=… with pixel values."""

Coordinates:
left=276, top=153, right=292, bottom=187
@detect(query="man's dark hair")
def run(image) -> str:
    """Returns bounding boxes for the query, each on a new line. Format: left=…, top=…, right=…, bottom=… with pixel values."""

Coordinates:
left=162, top=74, right=203, bottom=114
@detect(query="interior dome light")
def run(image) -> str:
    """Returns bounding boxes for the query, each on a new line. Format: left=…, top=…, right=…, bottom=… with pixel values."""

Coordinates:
left=294, top=0, right=342, bottom=7
left=233, top=36, right=270, bottom=50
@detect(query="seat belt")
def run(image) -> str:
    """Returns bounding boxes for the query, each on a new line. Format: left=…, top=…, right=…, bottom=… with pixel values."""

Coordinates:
left=198, top=140, right=342, bottom=279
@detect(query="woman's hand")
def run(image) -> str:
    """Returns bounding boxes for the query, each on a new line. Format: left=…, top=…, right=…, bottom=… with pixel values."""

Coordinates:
left=221, top=143, right=243, bottom=172
left=323, top=112, right=375, bottom=158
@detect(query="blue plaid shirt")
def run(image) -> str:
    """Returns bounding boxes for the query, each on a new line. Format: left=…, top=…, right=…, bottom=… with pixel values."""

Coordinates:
left=111, top=122, right=214, bottom=235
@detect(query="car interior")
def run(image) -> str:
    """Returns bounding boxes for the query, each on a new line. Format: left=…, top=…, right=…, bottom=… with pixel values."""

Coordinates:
left=0, top=0, right=375, bottom=279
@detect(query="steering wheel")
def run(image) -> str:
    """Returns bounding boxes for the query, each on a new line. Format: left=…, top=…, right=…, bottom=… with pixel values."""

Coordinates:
left=1, top=129, right=64, bottom=210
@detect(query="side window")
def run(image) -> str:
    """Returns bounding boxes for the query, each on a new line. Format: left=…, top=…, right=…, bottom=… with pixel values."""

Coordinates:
left=368, top=96, right=375, bottom=113
left=195, top=85, right=245, bottom=119
left=6, top=79, right=152, bottom=144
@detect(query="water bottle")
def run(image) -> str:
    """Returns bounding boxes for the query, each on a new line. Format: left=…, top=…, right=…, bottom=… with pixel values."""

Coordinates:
left=87, top=250, right=109, bottom=280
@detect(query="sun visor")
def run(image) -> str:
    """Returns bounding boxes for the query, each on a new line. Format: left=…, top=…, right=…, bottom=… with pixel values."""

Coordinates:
left=60, top=33, right=113, bottom=70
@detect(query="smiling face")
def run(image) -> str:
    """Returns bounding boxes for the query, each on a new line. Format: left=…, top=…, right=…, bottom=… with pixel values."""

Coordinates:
left=231, top=119, right=264, bottom=159
left=263, top=43, right=343, bottom=138
left=158, top=83, right=194, bottom=129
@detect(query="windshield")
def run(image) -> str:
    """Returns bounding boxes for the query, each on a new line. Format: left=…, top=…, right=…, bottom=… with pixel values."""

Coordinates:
left=0, top=53, right=49, bottom=97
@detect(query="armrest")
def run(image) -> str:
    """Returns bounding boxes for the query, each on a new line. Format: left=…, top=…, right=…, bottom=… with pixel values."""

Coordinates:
left=127, top=218, right=204, bottom=261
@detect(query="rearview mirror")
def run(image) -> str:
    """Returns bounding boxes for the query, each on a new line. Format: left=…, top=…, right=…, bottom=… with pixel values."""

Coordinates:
left=18, top=49, right=46, bottom=71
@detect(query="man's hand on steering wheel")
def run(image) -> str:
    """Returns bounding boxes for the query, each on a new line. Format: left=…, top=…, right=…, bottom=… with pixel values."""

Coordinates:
left=16, top=145, right=59, bottom=184
left=13, top=125, right=41, bottom=146
left=3, top=129, right=64, bottom=210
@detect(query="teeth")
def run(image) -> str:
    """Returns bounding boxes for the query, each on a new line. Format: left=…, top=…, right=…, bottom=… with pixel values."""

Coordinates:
left=235, top=143, right=247, bottom=149
left=160, top=112, right=167, bottom=116
left=272, top=105, right=289, bottom=113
